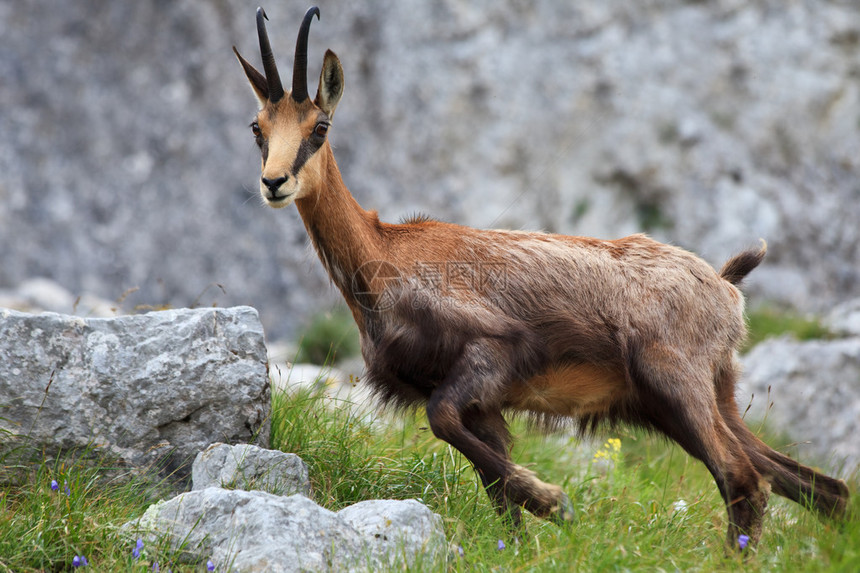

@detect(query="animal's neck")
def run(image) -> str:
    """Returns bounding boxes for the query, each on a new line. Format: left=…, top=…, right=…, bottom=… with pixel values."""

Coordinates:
left=295, top=145, right=383, bottom=305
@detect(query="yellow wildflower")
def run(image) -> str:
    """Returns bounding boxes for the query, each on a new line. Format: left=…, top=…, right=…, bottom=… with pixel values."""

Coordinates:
left=593, top=438, right=622, bottom=463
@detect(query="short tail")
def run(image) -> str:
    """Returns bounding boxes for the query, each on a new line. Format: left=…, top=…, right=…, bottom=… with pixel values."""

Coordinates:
left=719, top=239, right=767, bottom=286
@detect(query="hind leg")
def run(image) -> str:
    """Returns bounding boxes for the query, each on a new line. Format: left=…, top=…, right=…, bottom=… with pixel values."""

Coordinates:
left=647, top=389, right=769, bottom=548
left=633, top=349, right=770, bottom=549
left=714, top=359, right=850, bottom=519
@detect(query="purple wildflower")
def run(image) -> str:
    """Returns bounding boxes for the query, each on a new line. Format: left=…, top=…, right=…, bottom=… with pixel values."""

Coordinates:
left=133, top=537, right=144, bottom=559
left=738, top=534, right=750, bottom=550
left=457, top=545, right=465, bottom=557
left=207, top=560, right=215, bottom=571
left=72, top=555, right=88, bottom=567
left=63, top=481, right=71, bottom=496
left=497, top=539, right=506, bottom=551
left=50, top=479, right=59, bottom=491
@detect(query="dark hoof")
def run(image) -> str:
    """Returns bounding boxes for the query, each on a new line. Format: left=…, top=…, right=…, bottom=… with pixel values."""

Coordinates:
left=549, top=492, right=576, bottom=526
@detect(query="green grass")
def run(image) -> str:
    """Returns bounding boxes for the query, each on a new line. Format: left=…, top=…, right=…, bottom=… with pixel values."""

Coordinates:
left=0, top=446, right=185, bottom=571
left=3, top=386, right=858, bottom=571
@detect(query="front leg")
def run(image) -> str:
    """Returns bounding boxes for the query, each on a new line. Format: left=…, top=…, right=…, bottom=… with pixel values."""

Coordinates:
left=425, top=340, right=574, bottom=525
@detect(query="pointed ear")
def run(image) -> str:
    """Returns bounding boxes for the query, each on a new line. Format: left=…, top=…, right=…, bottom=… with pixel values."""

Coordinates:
left=315, top=50, right=344, bottom=119
left=233, top=46, right=268, bottom=109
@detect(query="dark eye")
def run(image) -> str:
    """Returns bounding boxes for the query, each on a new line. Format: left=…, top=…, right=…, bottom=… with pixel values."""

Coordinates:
left=313, top=122, right=329, bottom=138
left=250, top=122, right=263, bottom=146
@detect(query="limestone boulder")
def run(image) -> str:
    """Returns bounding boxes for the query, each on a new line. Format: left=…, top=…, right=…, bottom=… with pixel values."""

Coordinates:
left=740, top=335, right=860, bottom=472
left=192, top=442, right=310, bottom=497
left=0, top=306, right=270, bottom=483
left=824, top=298, right=860, bottom=338
left=132, top=488, right=447, bottom=572
left=338, top=499, right=447, bottom=570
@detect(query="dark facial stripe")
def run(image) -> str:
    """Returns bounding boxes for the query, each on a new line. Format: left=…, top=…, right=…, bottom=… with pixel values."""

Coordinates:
left=290, top=137, right=323, bottom=176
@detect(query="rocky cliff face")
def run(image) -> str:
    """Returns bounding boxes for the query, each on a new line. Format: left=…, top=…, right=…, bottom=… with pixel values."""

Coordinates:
left=2, top=0, right=858, bottom=338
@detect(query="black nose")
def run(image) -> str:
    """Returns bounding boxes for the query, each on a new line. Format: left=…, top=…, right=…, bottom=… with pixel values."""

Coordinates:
left=261, top=175, right=288, bottom=193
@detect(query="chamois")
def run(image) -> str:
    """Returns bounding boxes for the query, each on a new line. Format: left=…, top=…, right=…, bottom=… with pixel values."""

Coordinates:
left=234, top=6, right=849, bottom=549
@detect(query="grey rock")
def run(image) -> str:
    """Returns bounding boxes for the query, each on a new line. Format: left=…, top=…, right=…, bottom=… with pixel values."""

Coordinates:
left=136, top=489, right=363, bottom=572
left=740, top=335, right=860, bottom=472
left=131, top=488, right=446, bottom=572
left=15, top=278, right=77, bottom=314
left=338, top=499, right=447, bottom=571
left=192, top=443, right=310, bottom=497
left=2, top=1, right=860, bottom=340
left=0, top=306, right=270, bottom=483
left=824, top=298, right=860, bottom=337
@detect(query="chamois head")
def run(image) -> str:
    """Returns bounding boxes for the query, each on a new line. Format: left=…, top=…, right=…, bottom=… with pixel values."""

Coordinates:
left=234, top=6, right=344, bottom=208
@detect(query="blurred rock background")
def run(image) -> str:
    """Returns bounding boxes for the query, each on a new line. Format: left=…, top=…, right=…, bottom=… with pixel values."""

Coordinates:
left=1, top=0, right=859, bottom=341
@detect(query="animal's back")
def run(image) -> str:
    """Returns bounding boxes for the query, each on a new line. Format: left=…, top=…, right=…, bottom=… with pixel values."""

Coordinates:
left=382, top=224, right=747, bottom=359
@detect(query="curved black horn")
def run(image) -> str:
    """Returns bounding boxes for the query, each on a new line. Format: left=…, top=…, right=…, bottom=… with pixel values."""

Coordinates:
left=291, top=6, right=321, bottom=102
left=256, top=7, right=284, bottom=103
